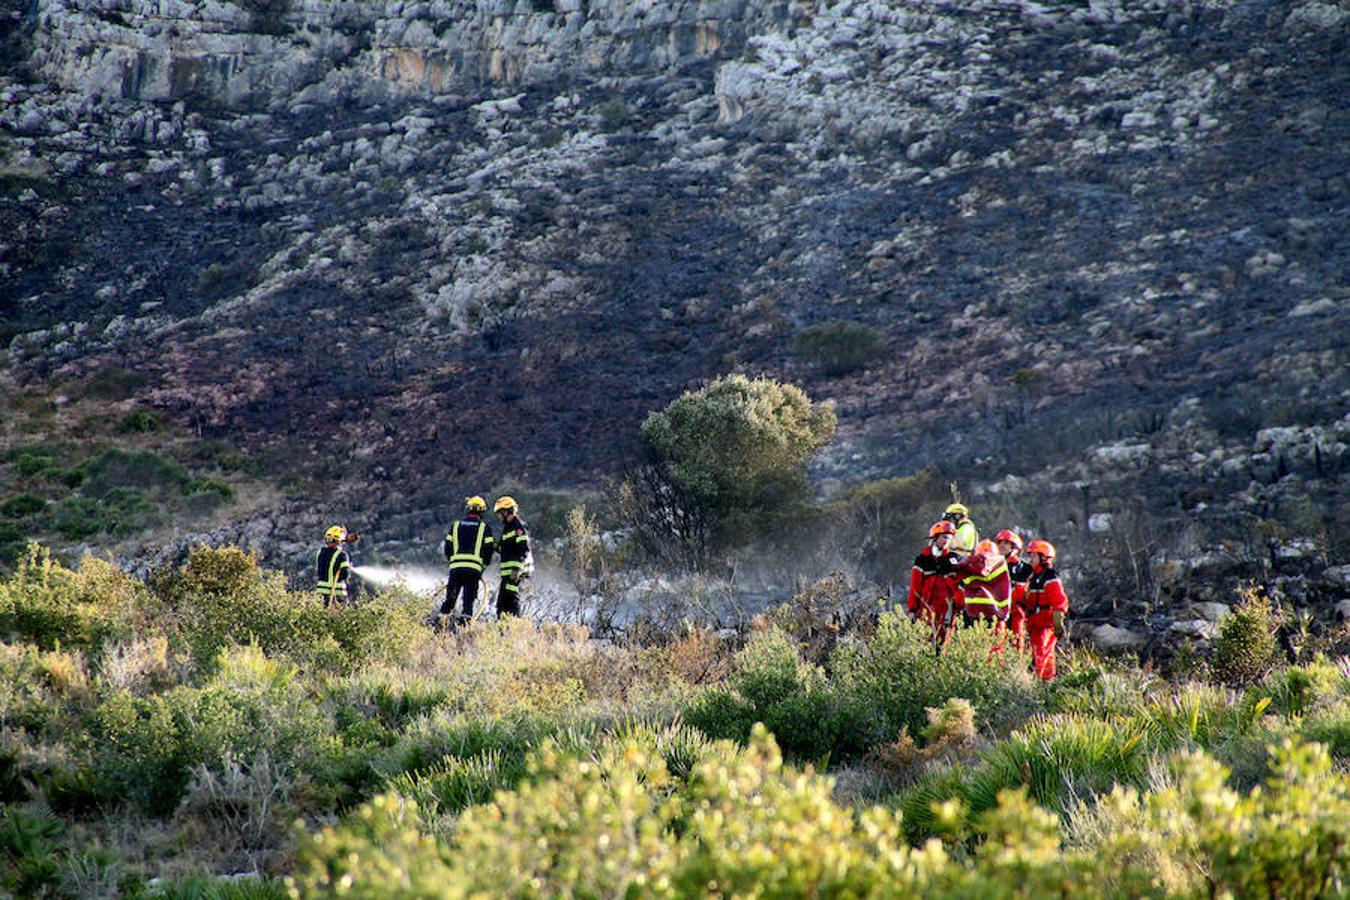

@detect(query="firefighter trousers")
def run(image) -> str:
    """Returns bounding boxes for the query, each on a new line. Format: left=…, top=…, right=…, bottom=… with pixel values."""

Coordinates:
left=497, top=574, right=522, bottom=618
left=1029, top=624, right=1058, bottom=681
left=443, top=569, right=481, bottom=620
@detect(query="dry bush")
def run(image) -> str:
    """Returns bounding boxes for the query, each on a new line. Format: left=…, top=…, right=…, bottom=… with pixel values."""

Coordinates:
left=864, top=698, right=980, bottom=787
left=175, top=752, right=296, bottom=876
left=97, top=634, right=185, bottom=695
left=34, top=648, right=88, bottom=697
left=762, top=571, right=874, bottom=666
left=660, top=627, right=732, bottom=685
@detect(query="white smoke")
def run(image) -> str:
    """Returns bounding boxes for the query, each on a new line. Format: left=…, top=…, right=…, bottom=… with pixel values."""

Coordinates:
left=351, top=565, right=445, bottom=596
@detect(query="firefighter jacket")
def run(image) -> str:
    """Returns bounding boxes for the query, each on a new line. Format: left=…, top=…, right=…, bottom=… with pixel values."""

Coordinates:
left=315, top=545, right=351, bottom=598
left=908, top=545, right=958, bottom=614
left=1024, top=564, right=1069, bottom=629
left=951, top=518, right=978, bottom=555
left=498, top=516, right=533, bottom=580
left=444, top=516, right=495, bottom=574
left=954, top=549, right=1011, bottom=620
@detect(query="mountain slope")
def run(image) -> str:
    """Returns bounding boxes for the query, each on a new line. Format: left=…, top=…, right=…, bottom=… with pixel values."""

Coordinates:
left=2, top=0, right=1347, bottom=613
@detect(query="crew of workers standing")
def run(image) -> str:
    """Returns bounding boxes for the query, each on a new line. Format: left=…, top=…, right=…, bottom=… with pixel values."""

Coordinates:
left=907, top=503, right=1069, bottom=681
left=318, top=497, right=1066, bottom=678
left=439, top=494, right=533, bottom=628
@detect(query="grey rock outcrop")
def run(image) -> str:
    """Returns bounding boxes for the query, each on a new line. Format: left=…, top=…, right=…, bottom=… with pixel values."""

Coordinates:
left=1089, top=623, right=1147, bottom=653
left=33, top=0, right=802, bottom=108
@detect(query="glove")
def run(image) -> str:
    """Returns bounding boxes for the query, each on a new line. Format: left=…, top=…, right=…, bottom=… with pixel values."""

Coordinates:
left=344, top=532, right=361, bottom=543
left=1052, top=611, right=1065, bottom=638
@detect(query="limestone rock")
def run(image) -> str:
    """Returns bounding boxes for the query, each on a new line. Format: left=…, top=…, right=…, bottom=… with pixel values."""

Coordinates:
left=1089, top=623, right=1147, bottom=653
left=1169, top=620, right=1220, bottom=641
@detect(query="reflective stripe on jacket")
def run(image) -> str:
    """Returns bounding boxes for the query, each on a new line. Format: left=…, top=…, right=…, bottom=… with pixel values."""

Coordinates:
left=316, top=545, right=350, bottom=595
left=498, top=517, right=532, bottom=577
left=956, top=551, right=1011, bottom=619
left=444, top=517, right=495, bottom=573
left=1025, top=565, right=1069, bottom=629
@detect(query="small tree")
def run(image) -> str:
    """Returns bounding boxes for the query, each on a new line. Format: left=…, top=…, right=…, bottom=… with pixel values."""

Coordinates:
left=623, top=375, right=835, bottom=570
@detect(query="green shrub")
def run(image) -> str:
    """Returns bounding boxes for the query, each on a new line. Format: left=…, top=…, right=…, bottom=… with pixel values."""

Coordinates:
left=0, top=546, right=142, bottom=652
left=833, top=610, right=1042, bottom=745
left=185, top=477, right=236, bottom=504
left=13, top=453, right=58, bottom=479
left=1303, top=701, right=1350, bottom=759
left=1211, top=587, right=1281, bottom=685
left=684, top=687, right=755, bottom=743
left=80, top=447, right=188, bottom=495
left=79, top=367, right=148, bottom=401
left=597, top=99, right=628, bottom=131
left=388, top=748, right=525, bottom=819
left=293, top=726, right=1102, bottom=898
left=683, top=627, right=854, bottom=761
left=793, top=320, right=888, bottom=375
left=1084, top=740, right=1350, bottom=897
left=0, top=805, right=64, bottom=898
left=186, top=440, right=249, bottom=473
left=90, top=647, right=328, bottom=815
left=91, top=686, right=248, bottom=814
left=155, top=546, right=426, bottom=675
left=1266, top=656, right=1347, bottom=718
left=49, top=496, right=105, bottom=539
left=99, top=487, right=159, bottom=535
left=0, top=494, right=45, bottom=518
left=823, top=471, right=947, bottom=580
left=148, top=874, right=290, bottom=899
left=116, top=409, right=159, bottom=434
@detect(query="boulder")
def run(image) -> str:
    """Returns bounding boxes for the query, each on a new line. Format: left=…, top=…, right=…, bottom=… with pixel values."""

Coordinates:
left=1322, top=564, right=1350, bottom=590
left=1089, top=623, right=1146, bottom=653
left=1190, top=602, right=1230, bottom=623
left=1169, top=619, right=1219, bottom=640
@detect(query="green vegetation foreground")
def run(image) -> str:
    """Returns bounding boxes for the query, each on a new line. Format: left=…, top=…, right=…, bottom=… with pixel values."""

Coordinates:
left=0, top=546, right=1348, bottom=897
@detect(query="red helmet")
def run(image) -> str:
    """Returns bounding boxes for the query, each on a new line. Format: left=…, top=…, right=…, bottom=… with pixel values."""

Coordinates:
left=1025, top=539, right=1056, bottom=562
left=994, top=529, right=1022, bottom=549
left=929, top=521, right=956, bottom=538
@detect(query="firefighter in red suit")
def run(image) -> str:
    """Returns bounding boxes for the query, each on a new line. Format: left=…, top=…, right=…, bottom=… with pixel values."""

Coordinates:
left=995, top=529, right=1033, bottom=649
left=953, top=539, right=1012, bottom=626
left=1023, top=539, right=1069, bottom=680
left=908, top=521, right=960, bottom=643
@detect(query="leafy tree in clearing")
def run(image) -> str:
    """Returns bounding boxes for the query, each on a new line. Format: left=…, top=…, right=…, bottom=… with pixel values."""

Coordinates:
left=624, top=375, right=835, bottom=570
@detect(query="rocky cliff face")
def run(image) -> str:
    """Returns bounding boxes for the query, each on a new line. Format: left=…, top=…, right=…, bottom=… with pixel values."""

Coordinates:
left=2, top=0, right=1348, bottom=629
left=31, top=0, right=800, bottom=107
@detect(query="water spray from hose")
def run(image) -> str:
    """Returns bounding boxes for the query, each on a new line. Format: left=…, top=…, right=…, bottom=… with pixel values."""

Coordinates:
left=351, top=565, right=444, bottom=595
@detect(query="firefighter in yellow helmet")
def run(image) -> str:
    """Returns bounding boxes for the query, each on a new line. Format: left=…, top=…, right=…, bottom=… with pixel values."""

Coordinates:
left=441, top=496, right=495, bottom=627
left=316, top=525, right=358, bottom=607
left=493, top=496, right=533, bottom=618
left=943, top=503, right=978, bottom=557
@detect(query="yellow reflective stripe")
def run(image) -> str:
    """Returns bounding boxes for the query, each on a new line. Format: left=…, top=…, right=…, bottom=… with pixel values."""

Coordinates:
left=963, top=595, right=1010, bottom=609
left=317, top=549, right=348, bottom=591
left=449, top=522, right=487, bottom=564
left=500, top=561, right=525, bottom=573
left=961, top=562, right=1008, bottom=585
